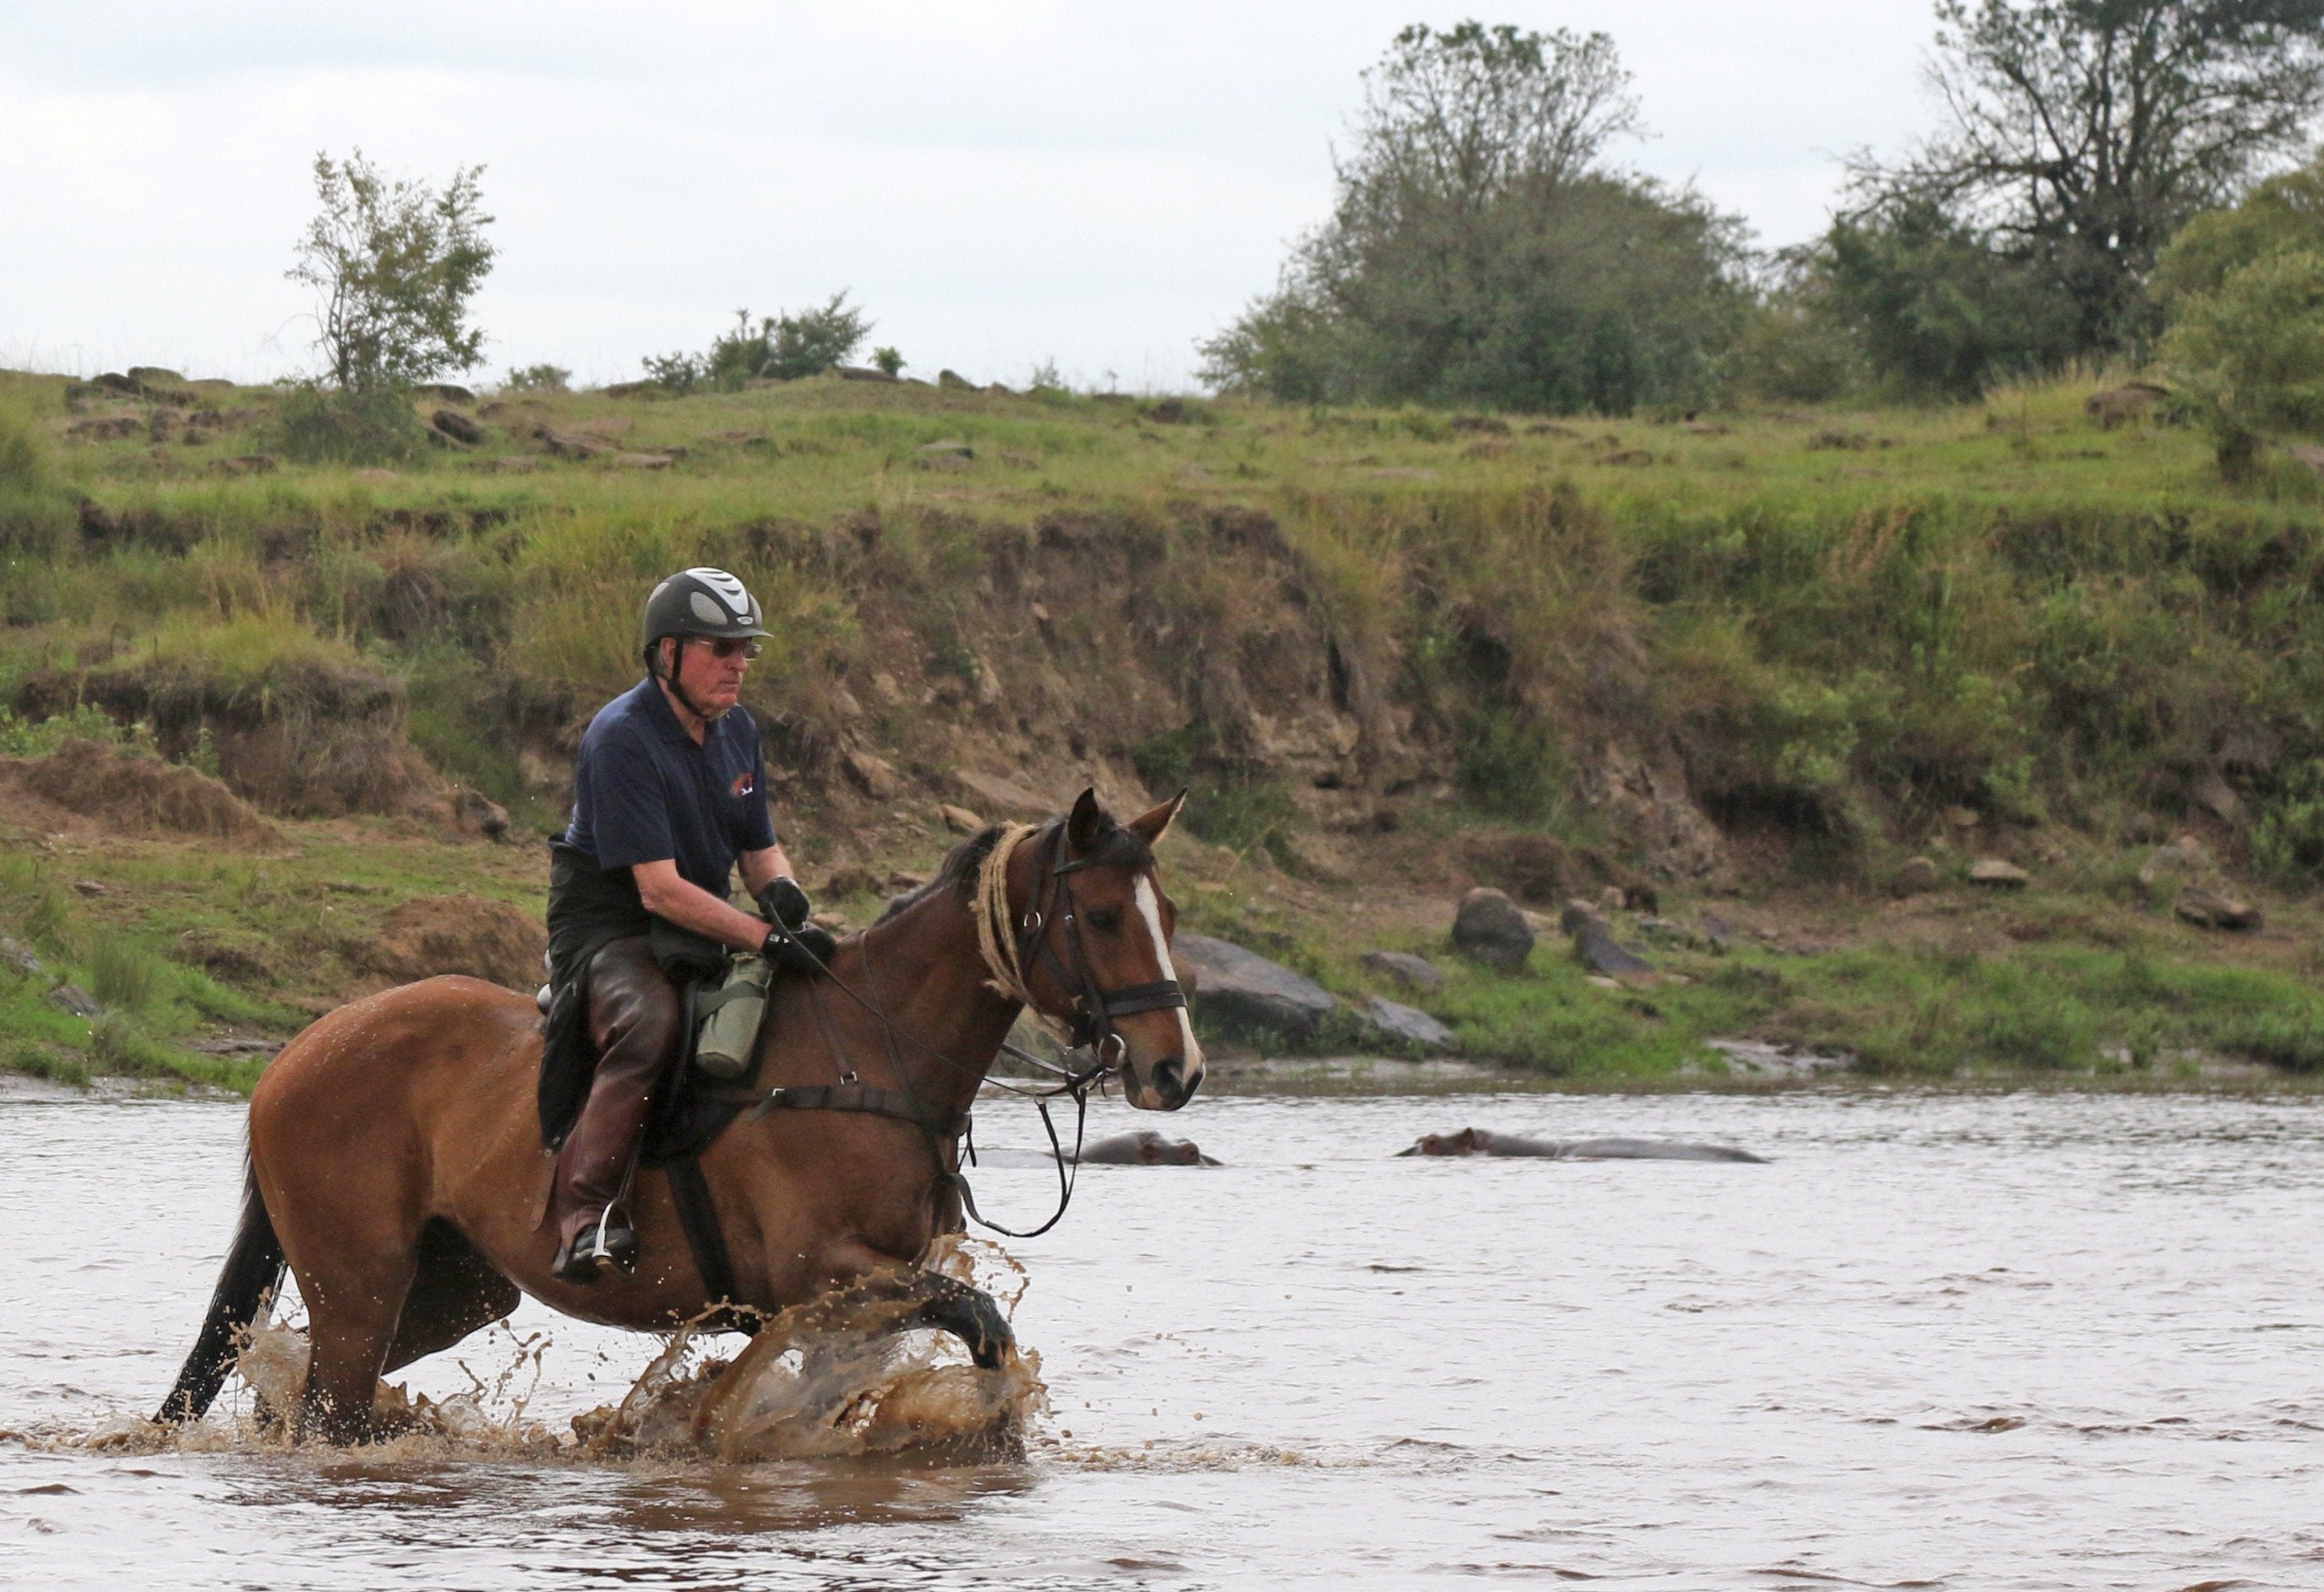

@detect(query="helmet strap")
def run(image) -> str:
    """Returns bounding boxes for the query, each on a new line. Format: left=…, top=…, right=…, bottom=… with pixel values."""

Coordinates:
left=654, top=637, right=720, bottom=732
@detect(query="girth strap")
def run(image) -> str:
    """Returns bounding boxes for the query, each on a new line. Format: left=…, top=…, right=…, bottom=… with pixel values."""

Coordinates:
left=736, top=1082, right=969, bottom=1142
left=664, top=1156, right=739, bottom=1311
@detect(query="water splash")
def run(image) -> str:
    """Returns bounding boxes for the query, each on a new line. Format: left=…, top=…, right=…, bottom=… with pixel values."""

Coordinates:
left=35, top=1237, right=1042, bottom=1466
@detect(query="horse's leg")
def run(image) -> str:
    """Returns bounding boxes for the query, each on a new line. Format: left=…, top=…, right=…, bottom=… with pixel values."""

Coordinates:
left=904, top=1273, right=1016, bottom=1370
left=383, top=1220, right=522, bottom=1375
left=293, top=1246, right=416, bottom=1443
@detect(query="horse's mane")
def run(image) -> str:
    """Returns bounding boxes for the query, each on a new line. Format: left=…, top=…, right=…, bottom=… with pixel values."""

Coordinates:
left=874, top=810, right=1154, bottom=924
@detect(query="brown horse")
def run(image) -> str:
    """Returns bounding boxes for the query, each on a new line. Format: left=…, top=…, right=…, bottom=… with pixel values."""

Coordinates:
left=157, top=789, right=1202, bottom=1442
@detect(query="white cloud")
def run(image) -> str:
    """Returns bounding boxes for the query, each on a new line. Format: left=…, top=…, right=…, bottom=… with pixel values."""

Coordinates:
left=0, top=1, right=1940, bottom=388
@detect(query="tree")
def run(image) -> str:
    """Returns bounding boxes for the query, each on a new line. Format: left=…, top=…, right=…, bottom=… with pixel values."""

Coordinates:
left=2156, top=153, right=2324, bottom=467
left=1849, top=0, right=2324, bottom=362
left=289, top=150, right=494, bottom=388
left=1200, top=23, right=1748, bottom=413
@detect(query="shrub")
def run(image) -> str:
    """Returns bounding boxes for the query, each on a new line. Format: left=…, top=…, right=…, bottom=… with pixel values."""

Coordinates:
left=269, top=380, right=427, bottom=465
left=502, top=362, right=570, bottom=393
left=2162, top=248, right=2324, bottom=473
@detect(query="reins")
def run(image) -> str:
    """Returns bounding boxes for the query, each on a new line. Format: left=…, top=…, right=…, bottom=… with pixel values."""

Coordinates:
left=746, top=817, right=1182, bottom=1239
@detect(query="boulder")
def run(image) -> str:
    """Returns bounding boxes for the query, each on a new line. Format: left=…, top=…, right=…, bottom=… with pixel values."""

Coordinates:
left=0, top=935, right=42, bottom=978
left=208, top=454, right=278, bottom=475
left=1895, top=856, right=1941, bottom=894
left=2084, top=382, right=2168, bottom=430
left=836, top=365, right=900, bottom=382
left=1365, top=996, right=1454, bottom=1053
left=1570, top=916, right=1654, bottom=982
left=1172, top=933, right=1335, bottom=1041
left=46, top=983, right=102, bottom=1018
left=1360, top=950, right=1442, bottom=994
left=1451, top=887, right=1534, bottom=971
left=843, top=748, right=902, bottom=800
left=2175, top=885, right=2263, bottom=932
left=2138, top=834, right=2212, bottom=886
left=938, top=369, right=974, bottom=390
left=1702, top=914, right=1737, bottom=952
left=126, top=366, right=185, bottom=387
left=938, top=803, right=984, bottom=835
left=535, top=429, right=610, bottom=460
left=430, top=408, right=485, bottom=446
left=950, top=769, right=1054, bottom=821
left=414, top=383, right=476, bottom=404
left=1969, top=858, right=2030, bottom=888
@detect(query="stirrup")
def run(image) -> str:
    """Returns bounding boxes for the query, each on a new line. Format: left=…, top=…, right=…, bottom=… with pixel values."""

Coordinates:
left=552, top=1210, right=638, bottom=1284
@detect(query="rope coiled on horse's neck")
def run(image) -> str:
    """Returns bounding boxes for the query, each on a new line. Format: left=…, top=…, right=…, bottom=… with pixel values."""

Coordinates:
left=974, top=822, right=1073, bottom=1045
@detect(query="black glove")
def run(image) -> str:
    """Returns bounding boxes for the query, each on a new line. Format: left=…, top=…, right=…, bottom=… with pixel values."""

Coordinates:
left=763, top=922, right=838, bottom=975
left=757, top=876, right=812, bottom=930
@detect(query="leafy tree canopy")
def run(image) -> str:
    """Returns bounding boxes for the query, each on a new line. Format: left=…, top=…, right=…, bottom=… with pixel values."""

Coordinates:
left=289, top=150, right=494, bottom=390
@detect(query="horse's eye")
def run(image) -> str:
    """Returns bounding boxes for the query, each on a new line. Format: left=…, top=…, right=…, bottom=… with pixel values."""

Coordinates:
left=1087, top=910, right=1120, bottom=933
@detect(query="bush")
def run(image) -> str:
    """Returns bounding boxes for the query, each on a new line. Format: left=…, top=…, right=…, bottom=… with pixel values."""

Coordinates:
left=269, top=380, right=427, bottom=465
left=502, top=362, right=570, bottom=393
left=2162, top=248, right=2324, bottom=472
left=0, top=380, right=72, bottom=558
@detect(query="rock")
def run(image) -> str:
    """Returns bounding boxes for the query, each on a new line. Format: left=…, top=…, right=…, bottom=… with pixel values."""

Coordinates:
left=1702, top=914, right=1737, bottom=952
left=126, top=366, right=185, bottom=386
left=2184, top=767, right=2246, bottom=825
left=836, top=365, right=899, bottom=382
left=938, top=803, right=984, bottom=834
left=46, top=983, right=102, bottom=1018
left=1570, top=918, right=1655, bottom=982
left=66, top=414, right=143, bottom=441
left=950, top=769, right=1054, bottom=821
left=535, top=429, right=610, bottom=460
left=1144, top=398, right=1188, bottom=424
left=1577, top=738, right=1727, bottom=880
left=2175, top=886, right=2263, bottom=931
left=1360, top=950, right=1442, bottom=994
left=0, top=936, right=42, bottom=978
left=1598, top=884, right=1626, bottom=914
left=208, top=454, right=278, bottom=476
left=1969, top=858, right=2030, bottom=888
left=1173, top=933, right=1336, bottom=1041
left=1706, top=1038, right=1854, bottom=1077
left=2138, top=834, right=2212, bottom=886
left=430, top=408, right=484, bottom=445
left=1451, top=887, right=1534, bottom=971
left=1895, top=856, right=1941, bottom=894
left=843, top=748, right=902, bottom=800
left=1449, top=414, right=1511, bottom=435
left=938, top=369, right=974, bottom=390
left=450, top=786, right=510, bottom=840
left=609, top=451, right=674, bottom=469
left=414, top=383, right=476, bottom=404
left=1365, top=996, right=1454, bottom=1052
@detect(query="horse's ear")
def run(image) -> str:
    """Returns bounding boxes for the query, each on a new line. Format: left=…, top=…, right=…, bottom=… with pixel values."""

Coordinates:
left=1066, top=786, right=1106, bottom=854
left=1126, top=790, right=1186, bottom=846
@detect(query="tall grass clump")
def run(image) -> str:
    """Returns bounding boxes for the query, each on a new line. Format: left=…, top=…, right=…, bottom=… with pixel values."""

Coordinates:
left=269, top=382, right=427, bottom=466
left=0, top=379, right=73, bottom=562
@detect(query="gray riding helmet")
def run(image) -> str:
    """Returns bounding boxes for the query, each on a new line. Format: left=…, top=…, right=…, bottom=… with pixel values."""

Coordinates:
left=640, top=567, right=771, bottom=667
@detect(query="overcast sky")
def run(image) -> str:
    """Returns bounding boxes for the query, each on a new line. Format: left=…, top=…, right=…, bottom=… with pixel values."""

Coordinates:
left=0, top=2, right=1940, bottom=391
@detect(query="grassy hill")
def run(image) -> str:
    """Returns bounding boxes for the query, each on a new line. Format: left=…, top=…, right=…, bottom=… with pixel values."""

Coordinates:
left=4, top=366, right=2323, bottom=1091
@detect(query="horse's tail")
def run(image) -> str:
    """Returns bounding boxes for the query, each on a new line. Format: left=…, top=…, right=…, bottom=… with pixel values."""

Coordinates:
left=154, top=1158, right=284, bottom=1426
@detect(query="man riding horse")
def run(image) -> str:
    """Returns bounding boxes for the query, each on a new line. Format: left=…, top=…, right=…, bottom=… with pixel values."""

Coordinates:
left=544, top=566, right=833, bottom=1283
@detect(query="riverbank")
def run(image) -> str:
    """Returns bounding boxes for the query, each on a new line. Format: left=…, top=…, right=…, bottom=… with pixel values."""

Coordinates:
left=2, top=367, right=2322, bottom=1090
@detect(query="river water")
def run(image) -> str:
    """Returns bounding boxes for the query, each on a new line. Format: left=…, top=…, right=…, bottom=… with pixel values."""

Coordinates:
left=4, top=1086, right=2321, bottom=1590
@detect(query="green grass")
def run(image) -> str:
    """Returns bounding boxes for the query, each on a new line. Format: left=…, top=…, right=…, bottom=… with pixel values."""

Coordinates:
left=8, top=365, right=2324, bottom=1090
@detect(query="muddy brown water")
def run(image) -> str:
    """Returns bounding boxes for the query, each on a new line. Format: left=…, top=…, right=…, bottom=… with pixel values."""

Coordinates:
left=4, top=1087, right=2322, bottom=1589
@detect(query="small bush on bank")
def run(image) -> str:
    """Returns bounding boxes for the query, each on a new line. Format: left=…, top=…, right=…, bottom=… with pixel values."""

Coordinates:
left=269, top=381, right=426, bottom=465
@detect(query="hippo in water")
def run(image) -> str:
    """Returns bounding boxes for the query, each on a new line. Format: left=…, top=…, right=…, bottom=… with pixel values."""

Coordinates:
left=1399, top=1127, right=1766, bottom=1162
left=1078, top=1130, right=1220, bottom=1166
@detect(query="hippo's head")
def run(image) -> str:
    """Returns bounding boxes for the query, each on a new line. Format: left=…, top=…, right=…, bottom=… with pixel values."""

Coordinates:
left=1134, top=1132, right=1208, bottom=1165
left=1398, top=1127, right=1484, bottom=1157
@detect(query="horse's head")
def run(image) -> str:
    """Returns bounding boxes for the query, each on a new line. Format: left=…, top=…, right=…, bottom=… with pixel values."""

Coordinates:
left=1014, top=788, right=1204, bottom=1112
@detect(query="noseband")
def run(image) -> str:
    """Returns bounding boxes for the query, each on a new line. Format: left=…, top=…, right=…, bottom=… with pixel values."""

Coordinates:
left=1014, top=823, right=1187, bottom=1070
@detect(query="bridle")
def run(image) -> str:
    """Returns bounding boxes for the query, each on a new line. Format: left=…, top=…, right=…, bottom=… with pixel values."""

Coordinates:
left=753, top=816, right=1186, bottom=1238
left=1013, top=822, right=1188, bottom=1067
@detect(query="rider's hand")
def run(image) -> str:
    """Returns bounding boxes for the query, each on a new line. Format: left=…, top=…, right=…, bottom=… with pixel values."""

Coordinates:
left=757, top=876, right=812, bottom=930
left=763, top=922, right=837, bottom=974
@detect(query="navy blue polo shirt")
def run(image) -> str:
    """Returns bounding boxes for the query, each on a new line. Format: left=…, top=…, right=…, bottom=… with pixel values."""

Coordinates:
left=563, top=677, right=778, bottom=895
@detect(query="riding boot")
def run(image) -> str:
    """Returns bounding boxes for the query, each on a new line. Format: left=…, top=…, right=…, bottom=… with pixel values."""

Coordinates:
left=550, top=935, right=682, bottom=1283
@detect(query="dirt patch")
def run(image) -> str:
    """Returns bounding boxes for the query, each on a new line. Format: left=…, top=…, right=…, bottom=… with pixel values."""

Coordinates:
left=0, top=740, right=282, bottom=846
left=362, top=894, right=547, bottom=991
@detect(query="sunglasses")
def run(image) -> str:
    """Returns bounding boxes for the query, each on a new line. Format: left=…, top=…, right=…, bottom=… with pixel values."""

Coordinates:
left=687, top=637, right=762, bottom=661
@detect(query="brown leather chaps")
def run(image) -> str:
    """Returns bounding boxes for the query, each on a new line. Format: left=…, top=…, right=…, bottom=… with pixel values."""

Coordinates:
left=550, top=935, right=682, bottom=1249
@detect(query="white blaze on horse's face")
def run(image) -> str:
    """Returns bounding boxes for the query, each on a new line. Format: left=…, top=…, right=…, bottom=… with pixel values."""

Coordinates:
left=1126, top=874, right=1204, bottom=1110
